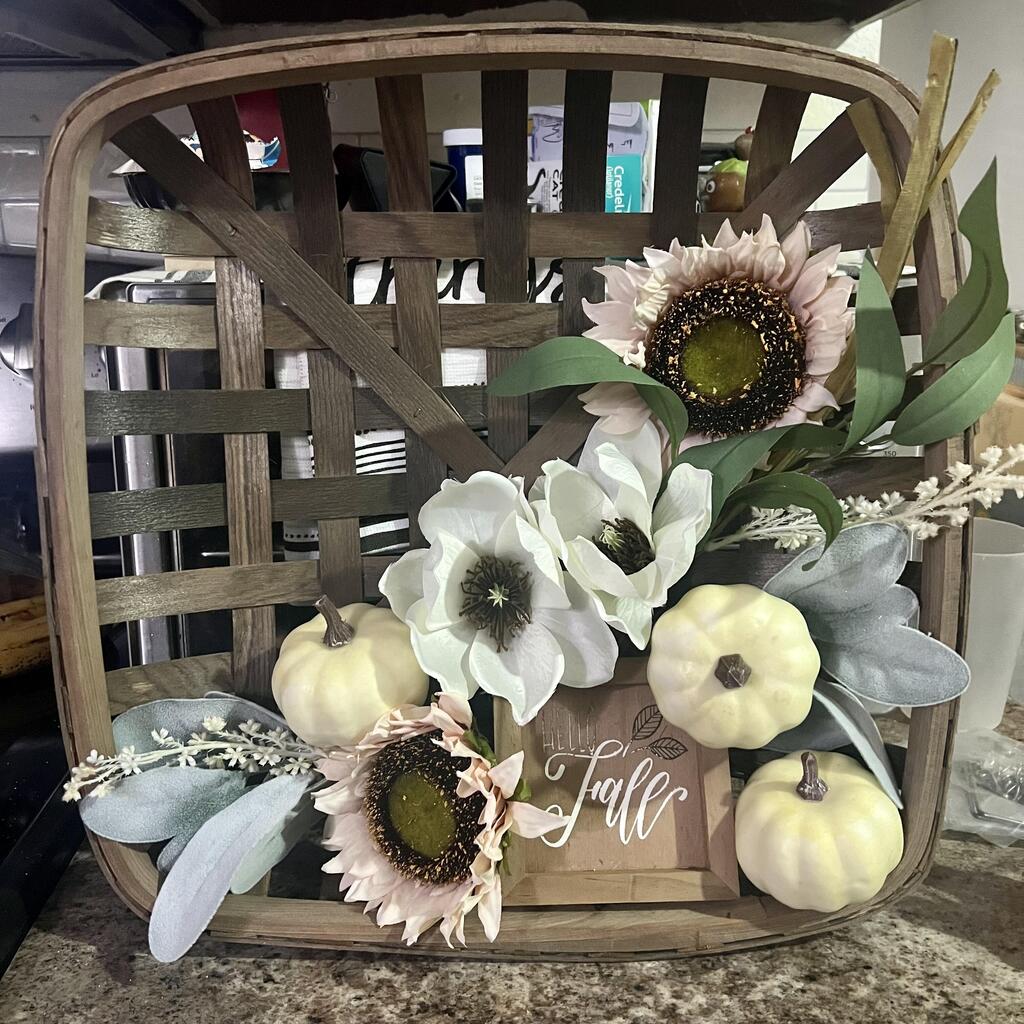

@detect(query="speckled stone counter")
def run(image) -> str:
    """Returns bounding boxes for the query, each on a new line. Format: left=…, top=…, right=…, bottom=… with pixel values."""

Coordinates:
left=3, top=712, right=1022, bottom=1024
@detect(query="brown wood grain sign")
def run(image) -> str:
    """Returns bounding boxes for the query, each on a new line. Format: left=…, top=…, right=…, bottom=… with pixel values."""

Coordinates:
left=496, top=671, right=739, bottom=905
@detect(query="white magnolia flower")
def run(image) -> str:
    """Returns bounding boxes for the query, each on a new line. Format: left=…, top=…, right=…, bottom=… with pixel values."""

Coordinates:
left=379, top=471, right=618, bottom=726
left=531, top=420, right=714, bottom=647
left=579, top=215, right=853, bottom=453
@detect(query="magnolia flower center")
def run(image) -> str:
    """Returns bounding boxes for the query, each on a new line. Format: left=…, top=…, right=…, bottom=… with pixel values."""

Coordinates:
left=645, top=278, right=807, bottom=438
left=364, top=733, right=485, bottom=885
left=461, top=555, right=532, bottom=651
left=593, top=518, right=655, bottom=575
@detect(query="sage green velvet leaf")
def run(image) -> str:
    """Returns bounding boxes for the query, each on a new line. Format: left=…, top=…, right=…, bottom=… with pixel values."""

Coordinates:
left=80, top=766, right=246, bottom=844
left=764, top=522, right=909, bottom=613
left=891, top=312, right=1015, bottom=446
left=726, top=472, right=844, bottom=553
left=845, top=258, right=906, bottom=450
left=923, top=161, right=1009, bottom=365
left=229, top=790, right=320, bottom=895
left=486, top=335, right=688, bottom=450
left=813, top=681, right=902, bottom=807
left=819, top=622, right=970, bottom=707
left=766, top=680, right=902, bottom=808
left=674, top=427, right=792, bottom=519
left=804, top=584, right=918, bottom=645
left=113, top=695, right=289, bottom=755
left=148, top=773, right=312, bottom=963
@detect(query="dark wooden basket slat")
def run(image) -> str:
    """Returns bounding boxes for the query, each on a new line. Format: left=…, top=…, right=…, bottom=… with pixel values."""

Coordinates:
left=280, top=82, right=363, bottom=604
left=191, top=97, right=277, bottom=702
left=744, top=86, right=810, bottom=203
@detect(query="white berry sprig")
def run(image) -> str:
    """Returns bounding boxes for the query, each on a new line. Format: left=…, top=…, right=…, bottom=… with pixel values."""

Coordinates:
left=62, top=717, right=322, bottom=802
left=707, top=444, right=1024, bottom=552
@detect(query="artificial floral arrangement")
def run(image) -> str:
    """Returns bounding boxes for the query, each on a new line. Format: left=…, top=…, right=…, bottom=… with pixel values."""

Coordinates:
left=64, top=38, right=1024, bottom=958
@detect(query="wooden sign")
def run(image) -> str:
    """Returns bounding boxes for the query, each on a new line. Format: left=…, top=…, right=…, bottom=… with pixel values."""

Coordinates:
left=495, top=662, right=739, bottom=906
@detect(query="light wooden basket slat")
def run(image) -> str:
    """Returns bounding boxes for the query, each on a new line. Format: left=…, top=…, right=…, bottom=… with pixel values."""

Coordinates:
left=36, top=22, right=968, bottom=959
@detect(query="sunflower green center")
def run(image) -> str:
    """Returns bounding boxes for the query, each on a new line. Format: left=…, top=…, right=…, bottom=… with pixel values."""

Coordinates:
left=593, top=518, right=655, bottom=575
left=644, top=278, right=807, bottom=438
left=364, top=733, right=485, bottom=886
left=461, top=555, right=532, bottom=651
left=387, top=772, right=456, bottom=858
left=679, top=318, right=765, bottom=400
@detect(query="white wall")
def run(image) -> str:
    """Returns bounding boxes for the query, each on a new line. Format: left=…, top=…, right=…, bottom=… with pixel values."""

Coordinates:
left=879, top=0, right=1024, bottom=306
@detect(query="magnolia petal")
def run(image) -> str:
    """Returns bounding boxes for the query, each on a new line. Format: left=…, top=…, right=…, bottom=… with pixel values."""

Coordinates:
left=468, top=622, right=565, bottom=726
left=378, top=548, right=427, bottom=620
left=580, top=419, right=664, bottom=508
left=652, top=461, right=714, bottom=540
left=408, top=604, right=479, bottom=700
left=540, top=460, right=614, bottom=545
left=596, top=591, right=653, bottom=649
left=422, top=530, right=479, bottom=630
left=418, top=472, right=531, bottom=548
left=494, top=512, right=569, bottom=612
left=566, top=536, right=637, bottom=599
left=534, top=578, right=618, bottom=689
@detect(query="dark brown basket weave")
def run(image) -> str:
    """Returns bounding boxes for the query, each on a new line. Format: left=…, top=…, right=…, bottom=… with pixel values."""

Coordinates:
left=35, top=22, right=968, bottom=959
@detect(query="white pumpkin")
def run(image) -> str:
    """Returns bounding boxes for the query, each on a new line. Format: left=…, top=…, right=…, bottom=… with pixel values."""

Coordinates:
left=646, top=584, right=819, bottom=749
left=736, top=750, right=904, bottom=911
left=272, top=596, right=428, bottom=748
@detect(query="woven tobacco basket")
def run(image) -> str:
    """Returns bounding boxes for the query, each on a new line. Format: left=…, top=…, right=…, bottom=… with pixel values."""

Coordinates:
left=35, top=22, right=968, bottom=959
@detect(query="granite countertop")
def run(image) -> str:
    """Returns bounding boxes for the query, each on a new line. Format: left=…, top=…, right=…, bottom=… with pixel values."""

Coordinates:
left=3, top=710, right=1022, bottom=1024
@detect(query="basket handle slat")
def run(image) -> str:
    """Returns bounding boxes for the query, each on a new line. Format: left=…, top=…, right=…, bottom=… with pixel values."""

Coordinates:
left=376, top=74, right=447, bottom=542
left=279, top=83, right=363, bottom=605
left=505, top=69, right=613, bottom=483
left=734, top=108, right=865, bottom=236
left=744, top=86, right=810, bottom=204
left=482, top=69, right=531, bottom=461
left=190, top=97, right=276, bottom=702
left=651, top=74, right=708, bottom=248
left=112, top=115, right=502, bottom=481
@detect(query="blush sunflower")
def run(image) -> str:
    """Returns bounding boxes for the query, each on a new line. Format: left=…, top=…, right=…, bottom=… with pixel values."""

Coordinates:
left=579, top=216, right=853, bottom=451
left=315, top=695, right=565, bottom=946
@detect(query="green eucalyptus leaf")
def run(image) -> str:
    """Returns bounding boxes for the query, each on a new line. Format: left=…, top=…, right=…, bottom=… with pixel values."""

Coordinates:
left=487, top=335, right=688, bottom=449
left=891, top=312, right=1015, bottom=446
left=675, top=427, right=792, bottom=519
left=726, top=472, right=844, bottom=553
left=923, top=161, right=1009, bottom=365
left=845, top=258, right=906, bottom=449
left=771, top=424, right=848, bottom=452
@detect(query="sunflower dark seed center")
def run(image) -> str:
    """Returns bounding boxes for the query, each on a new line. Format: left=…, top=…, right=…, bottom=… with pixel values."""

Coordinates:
left=593, top=518, right=655, bottom=575
left=644, top=277, right=807, bottom=438
left=461, top=555, right=532, bottom=651
left=363, top=733, right=485, bottom=886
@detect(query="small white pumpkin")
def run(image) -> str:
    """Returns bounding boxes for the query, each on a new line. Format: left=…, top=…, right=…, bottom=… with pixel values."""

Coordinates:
left=646, top=583, right=819, bottom=749
left=736, top=750, right=904, bottom=911
left=272, top=596, right=428, bottom=748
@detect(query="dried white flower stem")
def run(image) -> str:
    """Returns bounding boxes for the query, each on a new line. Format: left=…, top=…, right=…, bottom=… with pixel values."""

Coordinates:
left=62, top=717, right=322, bottom=802
left=707, top=444, right=1024, bottom=552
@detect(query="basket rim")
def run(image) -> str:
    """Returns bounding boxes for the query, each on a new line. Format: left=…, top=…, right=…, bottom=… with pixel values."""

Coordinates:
left=34, top=22, right=968, bottom=958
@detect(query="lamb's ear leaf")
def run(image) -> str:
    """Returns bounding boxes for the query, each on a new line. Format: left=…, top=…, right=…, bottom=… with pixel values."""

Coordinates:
left=229, top=791, right=321, bottom=895
left=764, top=522, right=909, bottom=613
left=819, top=623, right=970, bottom=707
left=811, top=680, right=902, bottom=808
left=148, top=774, right=311, bottom=963
left=804, top=584, right=919, bottom=645
left=80, top=767, right=246, bottom=844
left=112, top=695, right=288, bottom=755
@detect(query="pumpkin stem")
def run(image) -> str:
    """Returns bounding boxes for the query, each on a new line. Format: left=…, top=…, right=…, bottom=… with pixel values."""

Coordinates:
left=796, top=751, right=829, bottom=802
left=315, top=595, right=355, bottom=647
left=714, top=653, right=751, bottom=689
